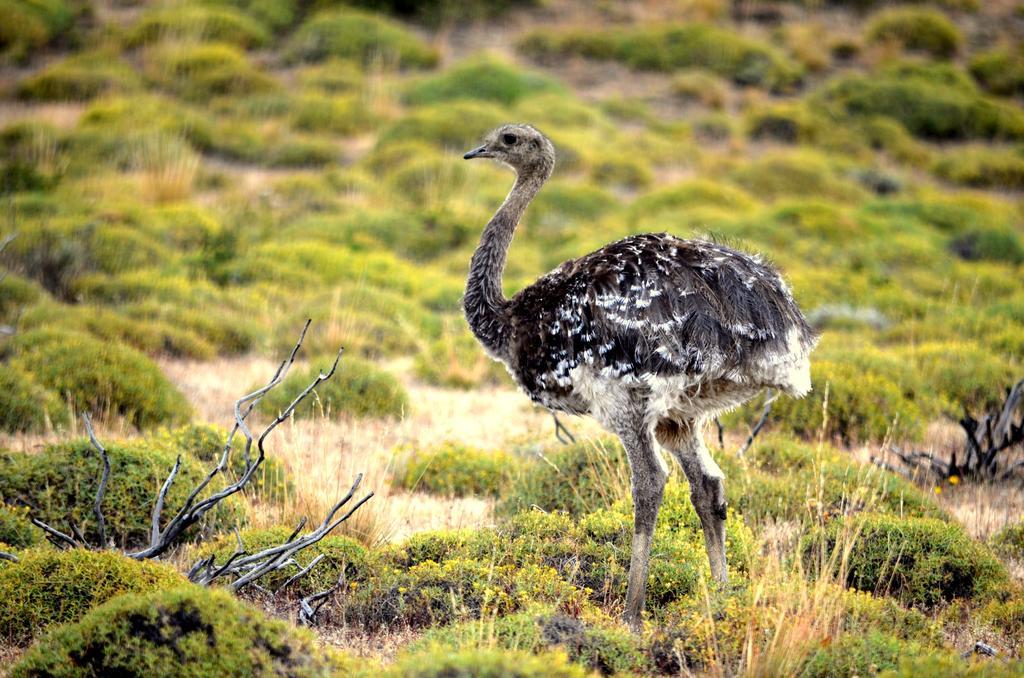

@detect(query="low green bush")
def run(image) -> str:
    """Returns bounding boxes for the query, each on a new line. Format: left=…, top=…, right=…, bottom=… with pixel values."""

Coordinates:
left=193, top=526, right=368, bottom=596
left=405, top=57, right=563, bottom=106
left=768, top=358, right=924, bottom=442
left=0, top=439, right=241, bottom=549
left=820, top=68, right=1024, bottom=140
left=901, top=341, right=1019, bottom=410
left=590, top=154, right=653, bottom=189
left=338, top=557, right=587, bottom=631
left=728, top=150, right=867, bottom=203
left=387, top=648, right=588, bottom=678
left=286, top=9, right=438, bottom=68
left=197, top=0, right=299, bottom=32
left=125, top=6, right=271, bottom=49
left=992, top=522, right=1024, bottom=561
left=0, top=0, right=77, bottom=60
left=143, top=42, right=278, bottom=101
left=395, top=442, right=518, bottom=497
left=10, top=585, right=342, bottom=676
left=978, top=598, right=1023, bottom=646
left=802, top=630, right=923, bottom=677
left=878, top=652, right=1024, bottom=677
left=375, top=99, right=506, bottom=151
left=412, top=608, right=648, bottom=676
left=933, top=147, right=1024, bottom=191
left=255, top=357, right=408, bottom=420
left=0, top=548, right=182, bottom=646
left=865, top=7, right=961, bottom=58
left=413, top=321, right=509, bottom=389
left=290, top=93, right=373, bottom=135
left=499, top=438, right=630, bottom=516
left=518, top=24, right=803, bottom=92
left=970, top=49, right=1024, bottom=97
left=671, top=69, right=727, bottom=109
left=9, top=329, right=191, bottom=428
left=809, top=513, right=1009, bottom=609
left=0, top=504, right=40, bottom=549
left=345, top=0, right=537, bottom=26
left=0, top=363, right=68, bottom=433
left=17, top=53, right=141, bottom=101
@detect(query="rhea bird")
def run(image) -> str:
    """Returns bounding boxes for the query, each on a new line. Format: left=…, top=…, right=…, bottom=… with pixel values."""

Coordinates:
left=462, top=124, right=818, bottom=629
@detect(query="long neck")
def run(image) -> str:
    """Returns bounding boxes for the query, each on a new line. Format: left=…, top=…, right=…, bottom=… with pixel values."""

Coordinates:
left=464, top=169, right=546, bottom=358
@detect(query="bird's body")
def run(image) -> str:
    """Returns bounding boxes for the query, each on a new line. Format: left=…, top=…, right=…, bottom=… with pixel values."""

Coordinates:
left=461, top=124, right=817, bottom=630
left=504, top=232, right=814, bottom=429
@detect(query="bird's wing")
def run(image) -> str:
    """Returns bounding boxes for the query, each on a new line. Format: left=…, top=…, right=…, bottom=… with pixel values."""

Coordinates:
left=520, top=235, right=806, bottom=390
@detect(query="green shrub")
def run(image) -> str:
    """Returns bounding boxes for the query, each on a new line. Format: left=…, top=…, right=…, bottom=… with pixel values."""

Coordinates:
left=339, top=557, right=586, bottom=631
left=0, top=548, right=182, bottom=646
left=345, top=0, right=537, bottom=26
left=978, top=598, right=1024, bottom=645
left=198, top=0, right=298, bottom=32
left=376, top=99, right=506, bottom=151
left=768, top=359, right=924, bottom=442
left=723, top=435, right=944, bottom=524
left=801, top=631, right=922, bottom=677
left=865, top=7, right=961, bottom=58
left=125, top=6, right=271, bottom=49
left=590, top=154, right=653, bottom=189
left=414, top=321, right=509, bottom=389
left=0, top=363, right=68, bottom=433
left=820, top=69, right=1024, bottom=140
left=0, top=0, right=76, bottom=59
left=933, top=147, right=1024, bottom=191
left=143, top=42, right=278, bottom=101
left=406, top=57, right=563, bottom=106
left=290, top=93, right=373, bottom=135
left=499, top=438, right=630, bottom=517
left=0, top=504, right=40, bottom=549
left=809, top=513, right=1009, bottom=609
left=413, top=608, right=648, bottom=676
left=970, top=48, right=1024, bottom=97
left=902, top=341, right=1019, bottom=410
left=0, top=439, right=240, bottom=549
left=387, top=648, right=588, bottom=678
left=11, top=585, right=342, bottom=676
left=728, top=150, right=867, bottom=202
left=256, top=357, right=408, bottom=420
left=992, top=522, right=1024, bottom=560
left=519, top=24, right=803, bottom=92
left=287, top=9, right=438, bottom=68
left=9, top=329, right=190, bottom=428
left=17, top=53, right=141, bottom=101
left=395, top=442, right=518, bottom=498
left=878, top=652, right=1024, bottom=677
left=671, top=69, right=727, bottom=108
left=746, top=102, right=823, bottom=144
left=193, top=526, right=368, bottom=596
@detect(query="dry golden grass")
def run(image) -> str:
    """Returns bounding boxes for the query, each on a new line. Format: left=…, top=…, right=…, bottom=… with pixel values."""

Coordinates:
left=136, top=131, right=200, bottom=203
left=159, top=355, right=563, bottom=542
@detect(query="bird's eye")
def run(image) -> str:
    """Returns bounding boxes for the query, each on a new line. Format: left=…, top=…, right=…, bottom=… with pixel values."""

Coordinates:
left=502, top=133, right=518, bottom=145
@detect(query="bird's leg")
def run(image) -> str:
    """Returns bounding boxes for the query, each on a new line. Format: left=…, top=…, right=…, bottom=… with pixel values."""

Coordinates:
left=657, top=418, right=728, bottom=584
left=617, top=419, right=668, bottom=632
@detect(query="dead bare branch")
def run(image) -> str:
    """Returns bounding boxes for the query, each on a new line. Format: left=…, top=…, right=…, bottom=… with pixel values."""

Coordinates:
left=298, top=581, right=340, bottom=627
left=877, top=378, right=1024, bottom=483
left=552, top=413, right=575, bottom=445
left=738, top=389, right=777, bottom=458
left=83, top=414, right=110, bottom=548
left=0, top=551, right=19, bottom=563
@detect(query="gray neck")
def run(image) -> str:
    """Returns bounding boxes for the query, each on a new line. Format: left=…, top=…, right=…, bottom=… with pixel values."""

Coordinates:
left=464, top=168, right=547, bottom=358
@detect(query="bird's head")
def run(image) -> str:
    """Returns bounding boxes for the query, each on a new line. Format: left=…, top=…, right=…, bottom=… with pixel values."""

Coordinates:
left=463, top=124, right=555, bottom=178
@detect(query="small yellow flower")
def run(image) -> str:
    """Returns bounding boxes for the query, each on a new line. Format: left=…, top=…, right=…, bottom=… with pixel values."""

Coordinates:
left=934, top=486, right=942, bottom=495
left=949, top=475, right=960, bottom=486
left=398, top=586, right=407, bottom=593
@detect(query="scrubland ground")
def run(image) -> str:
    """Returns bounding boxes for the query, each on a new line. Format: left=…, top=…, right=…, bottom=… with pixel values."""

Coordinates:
left=2, top=0, right=1024, bottom=674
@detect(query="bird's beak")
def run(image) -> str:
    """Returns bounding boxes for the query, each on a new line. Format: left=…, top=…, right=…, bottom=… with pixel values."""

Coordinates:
left=463, top=145, right=491, bottom=160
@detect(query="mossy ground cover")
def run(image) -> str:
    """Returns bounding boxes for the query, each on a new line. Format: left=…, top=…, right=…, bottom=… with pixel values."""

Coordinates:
left=0, top=0, right=1023, bottom=673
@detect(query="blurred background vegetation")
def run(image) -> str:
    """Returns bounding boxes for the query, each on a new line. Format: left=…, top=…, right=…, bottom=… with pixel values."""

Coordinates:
left=1, top=0, right=1024, bottom=673
left=2, top=0, right=1022, bottom=442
